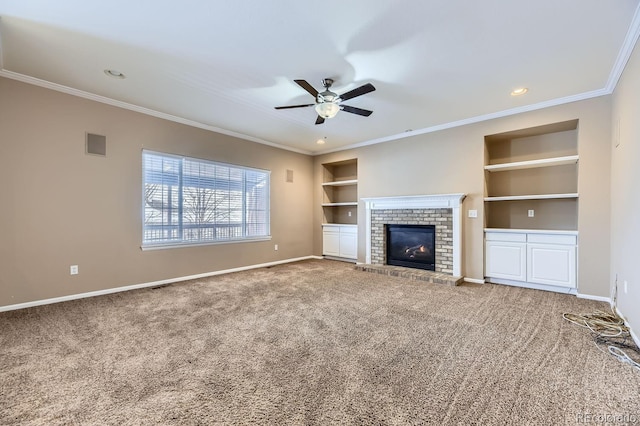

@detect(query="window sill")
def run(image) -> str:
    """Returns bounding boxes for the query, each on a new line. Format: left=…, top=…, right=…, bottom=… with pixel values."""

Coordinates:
left=141, top=236, right=272, bottom=251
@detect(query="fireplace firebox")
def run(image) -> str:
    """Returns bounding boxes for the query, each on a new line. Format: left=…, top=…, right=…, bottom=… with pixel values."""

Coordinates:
left=386, top=224, right=436, bottom=271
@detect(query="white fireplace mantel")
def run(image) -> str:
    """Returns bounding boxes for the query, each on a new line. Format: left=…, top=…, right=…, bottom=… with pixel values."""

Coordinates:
left=361, top=193, right=466, bottom=277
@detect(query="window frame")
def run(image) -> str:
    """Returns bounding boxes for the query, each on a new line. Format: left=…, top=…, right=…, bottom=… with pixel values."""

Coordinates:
left=141, top=150, right=271, bottom=250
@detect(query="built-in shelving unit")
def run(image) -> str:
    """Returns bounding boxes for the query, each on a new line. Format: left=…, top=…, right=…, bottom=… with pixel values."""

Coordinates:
left=321, top=159, right=358, bottom=225
left=484, top=120, right=580, bottom=292
left=484, top=119, right=579, bottom=231
left=321, top=159, right=358, bottom=261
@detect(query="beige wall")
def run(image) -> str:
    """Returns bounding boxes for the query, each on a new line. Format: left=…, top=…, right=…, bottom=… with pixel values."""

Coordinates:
left=0, top=77, right=314, bottom=308
left=611, top=40, right=640, bottom=334
left=314, top=97, right=612, bottom=297
left=0, top=71, right=620, bottom=308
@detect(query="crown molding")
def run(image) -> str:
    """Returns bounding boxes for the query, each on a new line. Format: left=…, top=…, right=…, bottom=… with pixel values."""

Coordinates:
left=0, top=69, right=314, bottom=156
left=0, top=66, right=619, bottom=158
left=3, top=2, right=639, bottom=158
left=605, top=2, right=640, bottom=93
left=0, top=17, right=4, bottom=71
left=314, top=87, right=610, bottom=155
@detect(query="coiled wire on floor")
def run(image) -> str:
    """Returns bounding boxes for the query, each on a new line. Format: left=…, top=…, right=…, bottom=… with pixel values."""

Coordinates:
left=563, top=309, right=640, bottom=372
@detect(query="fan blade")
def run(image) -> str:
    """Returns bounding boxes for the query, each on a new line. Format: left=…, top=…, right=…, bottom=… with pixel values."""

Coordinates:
left=275, top=104, right=315, bottom=110
left=315, top=116, right=325, bottom=125
left=340, top=83, right=375, bottom=101
left=294, top=80, right=319, bottom=97
left=341, top=105, right=373, bottom=117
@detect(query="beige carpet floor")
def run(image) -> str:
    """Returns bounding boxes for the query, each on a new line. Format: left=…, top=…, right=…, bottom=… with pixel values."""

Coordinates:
left=1, top=259, right=639, bottom=425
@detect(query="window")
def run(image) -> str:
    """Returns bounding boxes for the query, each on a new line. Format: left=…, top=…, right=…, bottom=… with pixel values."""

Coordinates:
left=142, top=150, right=270, bottom=248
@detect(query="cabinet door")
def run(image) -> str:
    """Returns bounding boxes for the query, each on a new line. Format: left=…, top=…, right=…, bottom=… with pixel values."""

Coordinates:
left=339, top=231, right=357, bottom=259
left=323, top=231, right=340, bottom=256
left=527, top=243, right=576, bottom=288
left=485, top=241, right=527, bottom=281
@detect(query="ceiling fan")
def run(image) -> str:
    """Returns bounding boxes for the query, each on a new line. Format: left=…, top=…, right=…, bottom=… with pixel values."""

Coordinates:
left=275, top=78, right=376, bottom=125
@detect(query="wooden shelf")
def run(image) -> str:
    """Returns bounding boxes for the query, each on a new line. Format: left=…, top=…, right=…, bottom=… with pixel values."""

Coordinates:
left=322, top=179, right=358, bottom=187
left=484, top=193, right=579, bottom=202
left=484, top=155, right=579, bottom=172
left=322, top=202, right=358, bottom=207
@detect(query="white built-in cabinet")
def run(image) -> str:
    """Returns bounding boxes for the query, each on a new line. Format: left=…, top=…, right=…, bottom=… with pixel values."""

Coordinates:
left=484, top=120, right=579, bottom=293
left=321, top=159, right=358, bottom=261
left=485, top=233, right=527, bottom=282
left=527, top=233, right=577, bottom=287
left=485, top=230, right=577, bottom=290
left=322, top=224, right=357, bottom=259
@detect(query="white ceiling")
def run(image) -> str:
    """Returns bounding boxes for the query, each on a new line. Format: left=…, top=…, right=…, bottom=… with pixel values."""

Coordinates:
left=1, top=1, right=639, bottom=154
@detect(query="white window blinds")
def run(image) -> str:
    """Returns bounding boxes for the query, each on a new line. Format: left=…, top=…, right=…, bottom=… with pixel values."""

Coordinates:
left=142, top=151, right=270, bottom=247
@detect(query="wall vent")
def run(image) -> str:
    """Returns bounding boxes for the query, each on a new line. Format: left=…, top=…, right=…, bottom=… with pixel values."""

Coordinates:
left=286, top=169, right=294, bottom=183
left=86, top=133, right=106, bottom=156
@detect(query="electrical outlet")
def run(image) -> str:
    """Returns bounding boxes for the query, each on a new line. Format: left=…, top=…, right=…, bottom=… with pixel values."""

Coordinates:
left=70, top=265, right=79, bottom=275
left=528, top=210, right=535, bottom=217
left=348, top=211, right=352, bottom=217
left=624, top=280, right=628, bottom=294
left=468, top=209, right=478, bottom=218
left=274, top=244, right=278, bottom=251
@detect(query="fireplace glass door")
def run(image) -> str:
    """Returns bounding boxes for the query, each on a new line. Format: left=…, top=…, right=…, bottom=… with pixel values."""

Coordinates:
left=386, top=224, right=436, bottom=271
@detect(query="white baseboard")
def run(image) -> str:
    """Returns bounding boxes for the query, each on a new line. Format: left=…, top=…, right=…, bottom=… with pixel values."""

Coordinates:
left=322, top=255, right=357, bottom=263
left=632, top=328, right=640, bottom=349
left=576, top=293, right=611, bottom=303
left=0, top=256, right=318, bottom=313
left=486, top=277, right=577, bottom=295
left=614, top=306, right=640, bottom=349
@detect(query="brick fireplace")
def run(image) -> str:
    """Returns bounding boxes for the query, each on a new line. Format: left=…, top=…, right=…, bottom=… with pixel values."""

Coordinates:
left=361, top=194, right=466, bottom=277
left=373, top=209, right=452, bottom=273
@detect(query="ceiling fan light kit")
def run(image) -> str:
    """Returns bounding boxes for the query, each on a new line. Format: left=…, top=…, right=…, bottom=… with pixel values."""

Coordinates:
left=315, top=102, right=340, bottom=119
left=275, top=78, right=376, bottom=124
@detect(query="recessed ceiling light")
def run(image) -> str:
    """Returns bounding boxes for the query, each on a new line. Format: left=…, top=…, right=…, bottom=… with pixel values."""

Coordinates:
left=511, top=87, right=528, bottom=96
left=316, top=137, right=326, bottom=145
left=104, top=69, right=126, bottom=79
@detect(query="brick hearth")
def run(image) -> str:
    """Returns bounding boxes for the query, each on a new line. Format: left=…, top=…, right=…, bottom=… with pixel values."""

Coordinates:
left=354, top=263, right=463, bottom=285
